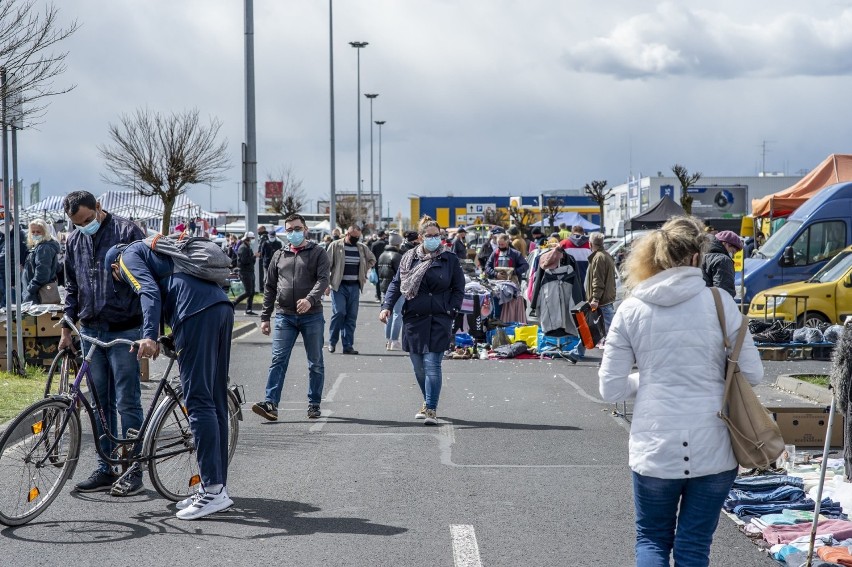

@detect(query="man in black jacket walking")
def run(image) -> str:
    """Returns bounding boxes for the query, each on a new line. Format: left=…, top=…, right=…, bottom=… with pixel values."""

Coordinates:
left=252, top=214, right=330, bottom=421
left=232, top=231, right=258, bottom=315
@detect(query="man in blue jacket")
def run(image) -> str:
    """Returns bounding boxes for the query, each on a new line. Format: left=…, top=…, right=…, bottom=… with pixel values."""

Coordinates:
left=61, top=191, right=147, bottom=497
left=105, top=240, right=235, bottom=520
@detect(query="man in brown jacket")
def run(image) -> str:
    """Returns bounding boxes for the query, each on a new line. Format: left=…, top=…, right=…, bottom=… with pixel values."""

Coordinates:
left=325, top=224, right=376, bottom=354
left=586, top=231, right=617, bottom=334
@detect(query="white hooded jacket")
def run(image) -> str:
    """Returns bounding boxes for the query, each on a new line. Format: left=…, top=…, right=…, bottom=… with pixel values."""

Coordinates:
left=599, top=266, right=763, bottom=479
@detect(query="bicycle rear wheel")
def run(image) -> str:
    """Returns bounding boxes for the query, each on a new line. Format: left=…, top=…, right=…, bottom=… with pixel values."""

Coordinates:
left=0, top=398, right=81, bottom=526
left=147, top=394, right=239, bottom=502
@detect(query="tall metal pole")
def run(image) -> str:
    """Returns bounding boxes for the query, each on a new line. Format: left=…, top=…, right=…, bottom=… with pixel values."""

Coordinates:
left=11, top=124, right=23, bottom=363
left=375, top=120, right=385, bottom=230
left=349, top=41, right=368, bottom=225
left=243, top=0, right=258, bottom=250
left=365, top=93, right=378, bottom=228
left=1, top=67, right=12, bottom=363
left=329, top=0, right=337, bottom=234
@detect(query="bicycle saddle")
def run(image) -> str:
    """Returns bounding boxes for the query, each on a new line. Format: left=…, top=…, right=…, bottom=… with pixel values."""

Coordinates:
left=158, top=335, right=177, bottom=359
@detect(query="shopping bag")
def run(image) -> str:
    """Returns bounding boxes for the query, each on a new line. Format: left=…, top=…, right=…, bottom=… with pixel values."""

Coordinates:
left=368, top=267, right=379, bottom=285
left=572, top=301, right=606, bottom=349
left=513, top=325, right=539, bottom=349
left=229, top=279, right=245, bottom=297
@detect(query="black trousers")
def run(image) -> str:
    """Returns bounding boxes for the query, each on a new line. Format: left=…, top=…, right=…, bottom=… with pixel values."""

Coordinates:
left=233, top=271, right=256, bottom=311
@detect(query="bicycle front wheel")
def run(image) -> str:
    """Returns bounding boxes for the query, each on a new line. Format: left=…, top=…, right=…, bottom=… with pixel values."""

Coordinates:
left=147, top=393, right=240, bottom=502
left=44, top=349, right=79, bottom=397
left=0, top=398, right=81, bottom=526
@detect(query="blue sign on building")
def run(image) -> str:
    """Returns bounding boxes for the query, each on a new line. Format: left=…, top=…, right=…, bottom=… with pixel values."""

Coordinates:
left=660, top=185, right=675, bottom=199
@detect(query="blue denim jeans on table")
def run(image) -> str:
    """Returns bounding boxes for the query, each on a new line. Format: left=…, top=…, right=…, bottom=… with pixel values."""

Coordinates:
left=385, top=296, right=404, bottom=341
left=329, top=282, right=361, bottom=350
left=731, top=475, right=803, bottom=491
left=727, top=485, right=805, bottom=506
left=81, top=325, right=144, bottom=473
left=265, top=311, right=325, bottom=405
left=409, top=351, right=443, bottom=410
left=633, top=467, right=737, bottom=567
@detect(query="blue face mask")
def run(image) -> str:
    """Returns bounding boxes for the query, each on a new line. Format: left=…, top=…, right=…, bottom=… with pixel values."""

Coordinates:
left=76, top=214, right=101, bottom=236
left=287, top=230, right=305, bottom=247
left=423, top=236, right=442, bottom=252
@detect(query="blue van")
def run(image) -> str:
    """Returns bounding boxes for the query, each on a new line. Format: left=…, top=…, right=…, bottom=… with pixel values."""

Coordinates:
left=737, top=181, right=852, bottom=306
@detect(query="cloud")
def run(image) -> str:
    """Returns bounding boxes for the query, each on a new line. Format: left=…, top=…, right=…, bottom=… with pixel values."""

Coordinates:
left=562, top=3, right=852, bottom=79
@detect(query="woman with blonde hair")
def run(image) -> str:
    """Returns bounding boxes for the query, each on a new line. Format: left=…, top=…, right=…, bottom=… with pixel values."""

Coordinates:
left=380, top=217, right=464, bottom=424
left=22, top=219, right=61, bottom=303
left=599, top=216, right=763, bottom=567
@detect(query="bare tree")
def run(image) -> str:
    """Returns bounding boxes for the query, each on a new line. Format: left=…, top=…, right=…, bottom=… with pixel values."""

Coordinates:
left=265, top=166, right=305, bottom=218
left=1, top=1, right=78, bottom=127
left=99, top=108, right=230, bottom=233
left=671, top=164, right=702, bottom=215
left=544, top=197, right=563, bottom=232
left=334, top=197, right=361, bottom=230
left=583, top=180, right=612, bottom=234
left=483, top=207, right=508, bottom=228
left=508, top=205, right=534, bottom=236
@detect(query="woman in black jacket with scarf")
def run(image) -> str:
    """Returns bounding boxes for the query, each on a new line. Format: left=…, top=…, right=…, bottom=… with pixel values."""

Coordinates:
left=380, top=219, right=465, bottom=425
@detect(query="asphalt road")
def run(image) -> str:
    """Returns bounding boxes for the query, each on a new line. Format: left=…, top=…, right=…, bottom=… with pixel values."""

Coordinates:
left=0, top=294, right=832, bottom=566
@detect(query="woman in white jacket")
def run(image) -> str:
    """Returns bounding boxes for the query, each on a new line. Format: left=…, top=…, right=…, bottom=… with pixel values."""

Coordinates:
left=599, top=216, right=763, bottom=567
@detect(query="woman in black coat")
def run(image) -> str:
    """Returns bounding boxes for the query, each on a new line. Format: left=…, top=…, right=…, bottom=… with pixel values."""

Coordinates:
left=380, top=219, right=465, bottom=425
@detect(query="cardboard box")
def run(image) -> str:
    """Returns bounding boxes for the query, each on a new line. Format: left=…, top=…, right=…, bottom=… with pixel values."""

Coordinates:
left=0, top=336, right=61, bottom=370
left=0, top=315, right=38, bottom=337
left=769, top=406, right=844, bottom=447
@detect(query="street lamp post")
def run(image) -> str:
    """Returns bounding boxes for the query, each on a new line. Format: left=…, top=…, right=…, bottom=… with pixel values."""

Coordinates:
left=375, top=120, right=385, bottom=229
left=349, top=41, right=368, bottom=225
left=328, top=0, right=337, bottom=234
left=364, top=93, right=378, bottom=228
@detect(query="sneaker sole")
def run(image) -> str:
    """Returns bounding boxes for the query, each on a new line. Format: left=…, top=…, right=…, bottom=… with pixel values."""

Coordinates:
left=423, top=419, right=439, bottom=426
left=176, top=498, right=234, bottom=520
left=415, top=414, right=426, bottom=419
left=111, top=485, right=145, bottom=497
left=251, top=404, right=278, bottom=421
left=307, top=414, right=321, bottom=419
left=74, top=484, right=115, bottom=493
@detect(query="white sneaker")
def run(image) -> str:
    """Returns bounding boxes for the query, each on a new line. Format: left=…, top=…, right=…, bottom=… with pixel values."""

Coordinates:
left=385, top=340, right=390, bottom=350
left=176, top=491, right=202, bottom=510
left=389, top=340, right=402, bottom=351
left=415, top=403, right=427, bottom=419
left=176, top=487, right=233, bottom=520
left=423, top=409, right=438, bottom=426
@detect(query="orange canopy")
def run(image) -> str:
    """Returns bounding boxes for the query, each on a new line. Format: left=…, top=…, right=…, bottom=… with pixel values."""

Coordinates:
left=751, top=154, right=852, bottom=218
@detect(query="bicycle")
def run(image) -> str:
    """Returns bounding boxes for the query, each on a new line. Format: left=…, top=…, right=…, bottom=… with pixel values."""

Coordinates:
left=0, top=318, right=243, bottom=526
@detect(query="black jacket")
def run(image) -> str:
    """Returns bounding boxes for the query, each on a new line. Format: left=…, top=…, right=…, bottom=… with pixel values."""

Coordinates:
left=383, top=250, right=465, bottom=354
left=237, top=240, right=255, bottom=271
left=261, top=241, right=329, bottom=318
left=701, top=239, right=736, bottom=297
left=377, top=246, right=403, bottom=294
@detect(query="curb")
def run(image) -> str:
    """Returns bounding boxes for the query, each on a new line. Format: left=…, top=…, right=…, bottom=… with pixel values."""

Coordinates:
left=232, top=322, right=258, bottom=340
left=774, top=374, right=833, bottom=405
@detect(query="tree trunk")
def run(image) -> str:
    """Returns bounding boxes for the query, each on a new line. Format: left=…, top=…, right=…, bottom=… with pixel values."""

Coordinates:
left=598, top=204, right=605, bottom=235
left=161, top=198, right=175, bottom=234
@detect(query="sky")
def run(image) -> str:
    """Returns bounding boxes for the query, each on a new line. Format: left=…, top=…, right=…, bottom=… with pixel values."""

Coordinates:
left=12, top=0, right=852, bottom=221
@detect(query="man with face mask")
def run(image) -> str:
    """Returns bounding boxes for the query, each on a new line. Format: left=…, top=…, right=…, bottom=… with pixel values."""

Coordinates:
left=326, top=224, right=376, bottom=354
left=252, top=213, right=330, bottom=421
left=485, top=233, right=529, bottom=282
left=60, top=190, right=147, bottom=496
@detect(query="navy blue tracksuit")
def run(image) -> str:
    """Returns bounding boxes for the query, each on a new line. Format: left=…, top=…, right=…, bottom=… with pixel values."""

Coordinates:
left=117, top=242, right=234, bottom=487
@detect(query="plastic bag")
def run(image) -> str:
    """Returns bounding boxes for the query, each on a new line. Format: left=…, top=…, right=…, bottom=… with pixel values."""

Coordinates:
left=824, top=324, right=844, bottom=343
left=792, top=327, right=824, bottom=344
left=513, top=325, right=539, bottom=349
left=229, top=279, right=245, bottom=297
left=491, top=327, right=510, bottom=348
left=368, top=267, right=379, bottom=285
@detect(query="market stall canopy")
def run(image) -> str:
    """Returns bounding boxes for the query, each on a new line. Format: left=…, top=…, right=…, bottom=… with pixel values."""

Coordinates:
left=531, top=211, right=599, bottom=231
left=21, top=195, right=66, bottom=222
left=626, top=196, right=685, bottom=230
left=751, top=154, right=852, bottom=218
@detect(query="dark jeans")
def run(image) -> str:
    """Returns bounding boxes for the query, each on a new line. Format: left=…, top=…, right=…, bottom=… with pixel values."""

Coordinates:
left=633, top=467, right=737, bottom=567
left=81, top=325, right=144, bottom=473
left=174, top=303, right=234, bottom=487
left=329, top=282, right=361, bottom=349
left=264, top=312, right=325, bottom=405
left=233, top=270, right=255, bottom=311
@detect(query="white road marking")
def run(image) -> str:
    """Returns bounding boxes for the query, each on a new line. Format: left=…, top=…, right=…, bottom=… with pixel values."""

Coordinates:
left=450, top=525, right=483, bottom=567
left=323, top=373, right=346, bottom=402
left=234, top=327, right=259, bottom=340
left=309, top=410, right=333, bottom=433
left=556, top=373, right=631, bottom=432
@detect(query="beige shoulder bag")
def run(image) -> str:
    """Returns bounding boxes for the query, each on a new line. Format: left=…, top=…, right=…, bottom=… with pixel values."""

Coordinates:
left=711, top=288, right=785, bottom=469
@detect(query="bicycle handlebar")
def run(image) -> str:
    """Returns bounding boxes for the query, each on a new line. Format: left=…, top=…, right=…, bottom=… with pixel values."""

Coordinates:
left=59, top=316, right=139, bottom=351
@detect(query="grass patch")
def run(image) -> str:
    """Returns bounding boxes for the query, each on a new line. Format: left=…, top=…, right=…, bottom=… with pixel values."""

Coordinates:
left=0, top=367, right=50, bottom=423
left=792, top=374, right=830, bottom=387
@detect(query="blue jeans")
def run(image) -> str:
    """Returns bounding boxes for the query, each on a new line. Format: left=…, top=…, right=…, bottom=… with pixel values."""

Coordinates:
left=264, top=312, right=325, bottom=405
left=633, top=468, right=737, bottom=567
left=600, top=303, right=615, bottom=332
left=174, top=303, right=233, bottom=487
left=81, top=325, right=144, bottom=473
left=329, top=282, right=361, bottom=349
left=409, top=351, right=443, bottom=410
left=385, top=296, right=404, bottom=341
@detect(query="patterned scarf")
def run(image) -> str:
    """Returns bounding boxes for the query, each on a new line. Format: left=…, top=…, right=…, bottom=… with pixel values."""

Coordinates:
left=399, top=244, right=444, bottom=299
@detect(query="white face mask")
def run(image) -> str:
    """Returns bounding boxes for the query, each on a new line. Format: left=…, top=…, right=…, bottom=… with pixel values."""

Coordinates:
left=31, top=235, right=44, bottom=244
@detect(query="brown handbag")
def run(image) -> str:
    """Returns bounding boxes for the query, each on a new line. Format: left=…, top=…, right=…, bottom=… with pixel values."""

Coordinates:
left=38, top=281, right=61, bottom=304
left=711, top=288, right=785, bottom=469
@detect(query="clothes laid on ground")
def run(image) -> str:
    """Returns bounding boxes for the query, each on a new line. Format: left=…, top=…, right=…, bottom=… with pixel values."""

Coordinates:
left=764, top=519, right=852, bottom=545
